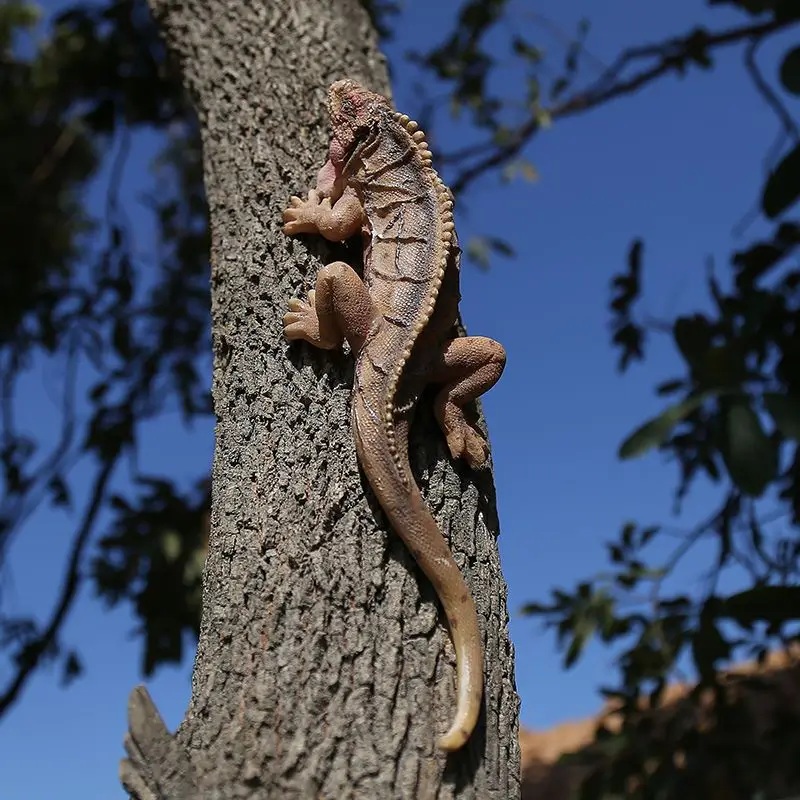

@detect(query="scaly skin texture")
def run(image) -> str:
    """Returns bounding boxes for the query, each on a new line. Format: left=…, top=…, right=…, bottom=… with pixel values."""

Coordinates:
left=282, top=80, right=506, bottom=752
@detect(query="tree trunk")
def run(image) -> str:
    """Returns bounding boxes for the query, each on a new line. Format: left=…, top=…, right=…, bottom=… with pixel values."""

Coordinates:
left=120, top=1, right=520, bottom=797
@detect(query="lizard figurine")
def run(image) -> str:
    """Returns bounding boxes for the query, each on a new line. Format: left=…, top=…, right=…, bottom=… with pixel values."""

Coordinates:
left=281, top=79, right=506, bottom=752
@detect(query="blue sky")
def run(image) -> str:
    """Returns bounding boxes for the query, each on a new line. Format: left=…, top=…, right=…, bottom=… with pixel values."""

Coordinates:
left=1, top=1, right=796, bottom=797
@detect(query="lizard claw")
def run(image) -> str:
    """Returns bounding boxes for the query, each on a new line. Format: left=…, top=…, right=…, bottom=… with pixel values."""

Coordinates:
left=436, top=402, right=490, bottom=469
left=283, top=290, right=331, bottom=346
left=283, top=298, right=316, bottom=340
left=447, top=426, right=489, bottom=469
left=285, top=290, right=316, bottom=313
left=286, top=291, right=314, bottom=313
left=282, top=190, right=332, bottom=235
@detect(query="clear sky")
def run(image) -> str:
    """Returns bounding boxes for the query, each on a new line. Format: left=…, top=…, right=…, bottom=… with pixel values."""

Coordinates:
left=1, top=0, right=795, bottom=797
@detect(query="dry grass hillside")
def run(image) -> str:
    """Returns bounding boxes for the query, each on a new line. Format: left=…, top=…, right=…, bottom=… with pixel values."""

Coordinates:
left=519, top=648, right=800, bottom=800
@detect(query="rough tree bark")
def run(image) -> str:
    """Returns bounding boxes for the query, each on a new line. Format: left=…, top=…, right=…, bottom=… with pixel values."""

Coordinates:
left=120, top=1, right=520, bottom=797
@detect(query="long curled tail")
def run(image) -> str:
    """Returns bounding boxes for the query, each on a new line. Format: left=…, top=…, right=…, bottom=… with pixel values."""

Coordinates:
left=353, top=411, right=483, bottom=751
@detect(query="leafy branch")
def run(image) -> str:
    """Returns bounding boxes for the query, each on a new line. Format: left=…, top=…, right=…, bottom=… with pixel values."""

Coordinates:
left=0, top=0, right=211, bottom=719
left=444, top=12, right=797, bottom=195
left=522, top=4, right=800, bottom=793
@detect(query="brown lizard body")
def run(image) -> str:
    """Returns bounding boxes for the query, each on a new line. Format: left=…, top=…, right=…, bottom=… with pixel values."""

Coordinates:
left=282, top=80, right=506, bottom=752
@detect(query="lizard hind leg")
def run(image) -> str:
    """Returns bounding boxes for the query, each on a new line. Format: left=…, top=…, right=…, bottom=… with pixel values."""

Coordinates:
left=283, top=261, right=376, bottom=354
left=430, top=336, right=507, bottom=469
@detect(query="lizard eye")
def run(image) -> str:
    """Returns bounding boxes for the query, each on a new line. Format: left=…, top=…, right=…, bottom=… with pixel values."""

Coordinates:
left=346, top=121, right=378, bottom=154
left=354, top=123, right=373, bottom=140
left=341, top=120, right=380, bottom=175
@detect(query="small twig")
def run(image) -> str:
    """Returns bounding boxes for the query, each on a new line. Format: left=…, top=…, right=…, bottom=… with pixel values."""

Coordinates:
left=526, top=10, right=608, bottom=74
left=27, top=123, right=80, bottom=189
left=107, top=127, right=132, bottom=228
left=0, top=334, right=81, bottom=567
left=0, top=349, right=24, bottom=564
left=14, top=335, right=80, bottom=528
left=647, top=502, right=731, bottom=620
left=640, top=314, right=674, bottom=334
left=634, top=505, right=726, bottom=686
left=659, top=514, right=717, bottom=589
left=745, top=37, right=800, bottom=147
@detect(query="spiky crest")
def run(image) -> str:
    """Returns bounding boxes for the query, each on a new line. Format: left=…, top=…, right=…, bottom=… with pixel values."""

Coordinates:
left=380, top=112, right=455, bottom=488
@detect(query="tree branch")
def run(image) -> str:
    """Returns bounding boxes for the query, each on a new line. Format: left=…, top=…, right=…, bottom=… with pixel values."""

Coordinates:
left=447, top=16, right=795, bottom=196
left=744, top=36, right=800, bottom=154
left=0, top=457, right=116, bottom=718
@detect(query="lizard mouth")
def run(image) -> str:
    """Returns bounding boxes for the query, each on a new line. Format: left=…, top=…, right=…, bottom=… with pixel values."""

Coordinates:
left=314, top=135, right=349, bottom=198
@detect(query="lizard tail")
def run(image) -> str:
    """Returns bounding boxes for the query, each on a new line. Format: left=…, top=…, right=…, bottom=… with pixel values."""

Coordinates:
left=353, top=414, right=483, bottom=752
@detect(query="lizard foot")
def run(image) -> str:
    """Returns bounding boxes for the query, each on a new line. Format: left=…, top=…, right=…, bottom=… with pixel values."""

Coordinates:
left=435, top=402, right=489, bottom=469
left=282, top=189, right=331, bottom=236
left=283, top=290, right=339, bottom=349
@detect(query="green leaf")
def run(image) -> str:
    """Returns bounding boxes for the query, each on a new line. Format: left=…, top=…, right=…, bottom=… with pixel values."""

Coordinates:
left=697, top=345, right=747, bottom=389
left=492, top=126, right=515, bottom=147
left=465, top=235, right=515, bottom=270
left=692, top=602, right=730, bottom=681
left=511, top=36, right=543, bottom=63
left=762, top=142, right=800, bottom=219
left=60, top=650, right=83, bottom=687
left=780, top=46, right=800, bottom=95
left=640, top=526, right=659, bottom=545
left=550, top=77, right=569, bottom=101
left=518, top=601, right=549, bottom=616
left=534, top=107, right=552, bottom=129
left=465, top=237, right=490, bottom=270
left=720, top=585, right=800, bottom=626
left=486, top=237, right=515, bottom=257
left=764, top=391, right=800, bottom=440
left=47, top=475, right=71, bottom=508
left=621, top=522, right=635, bottom=548
left=565, top=615, right=594, bottom=668
left=733, top=241, right=787, bottom=285
left=673, top=314, right=712, bottom=366
left=500, top=158, right=539, bottom=183
left=775, top=0, right=800, bottom=21
left=112, top=317, right=132, bottom=358
left=655, top=379, right=685, bottom=396
left=618, top=392, right=711, bottom=460
left=160, top=530, right=182, bottom=562
left=720, top=398, right=778, bottom=496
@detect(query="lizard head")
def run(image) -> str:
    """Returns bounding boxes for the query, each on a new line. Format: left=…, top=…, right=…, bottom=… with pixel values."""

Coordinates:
left=321, top=80, right=392, bottom=188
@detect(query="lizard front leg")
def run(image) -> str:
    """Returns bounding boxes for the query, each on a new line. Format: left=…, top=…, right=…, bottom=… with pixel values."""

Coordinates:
left=429, top=336, right=507, bottom=468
